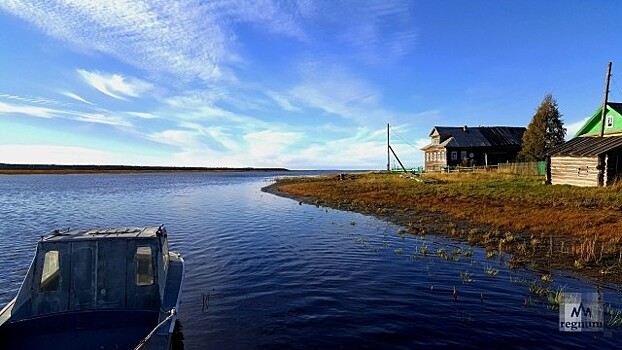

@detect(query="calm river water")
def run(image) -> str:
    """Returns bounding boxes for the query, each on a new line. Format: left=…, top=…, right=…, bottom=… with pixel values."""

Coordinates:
left=2, top=172, right=622, bottom=349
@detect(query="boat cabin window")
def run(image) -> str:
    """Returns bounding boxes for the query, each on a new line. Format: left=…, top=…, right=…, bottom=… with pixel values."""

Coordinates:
left=136, top=246, right=154, bottom=286
left=40, top=250, right=60, bottom=292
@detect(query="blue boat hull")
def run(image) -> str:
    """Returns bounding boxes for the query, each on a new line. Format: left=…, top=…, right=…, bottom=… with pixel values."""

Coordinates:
left=0, top=309, right=158, bottom=350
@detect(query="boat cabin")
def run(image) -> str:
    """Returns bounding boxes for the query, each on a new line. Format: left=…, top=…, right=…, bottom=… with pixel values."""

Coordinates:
left=0, top=226, right=184, bottom=350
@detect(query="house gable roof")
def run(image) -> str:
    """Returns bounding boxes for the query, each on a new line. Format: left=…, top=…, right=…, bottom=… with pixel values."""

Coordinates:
left=575, top=102, right=622, bottom=137
left=549, top=136, right=622, bottom=157
left=422, top=126, right=525, bottom=150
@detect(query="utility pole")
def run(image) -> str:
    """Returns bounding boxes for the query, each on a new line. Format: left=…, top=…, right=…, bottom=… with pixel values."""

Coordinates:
left=600, top=62, right=612, bottom=137
left=387, top=123, right=390, bottom=172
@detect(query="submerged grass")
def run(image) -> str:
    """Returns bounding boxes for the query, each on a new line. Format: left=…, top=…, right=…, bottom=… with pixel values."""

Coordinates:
left=268, top=172, right=622, bottom=283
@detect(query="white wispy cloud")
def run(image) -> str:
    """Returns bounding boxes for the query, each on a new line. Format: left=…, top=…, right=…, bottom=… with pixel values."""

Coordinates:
left=289, top=62, right=383, bottom=123
left=300, top=0, right=417, bottom=63
left=0, top=93, right=66, bottom=106
left=124, top=111, right=159, bottom=119
left=244, top=130, right=303, bottom=159
left=265, top=90, right=301, bottom=112
left=77, top=70, right=152, bottom=100
left=149, top=129, right=200, bottom=149
left=287, top=61, right=437, bottom=126
left=0, top=144, right=116, bottom=165
left=60, top=91, right=95, bottom=105
left=0, top=1, right=417, bottom=81
left=205, top=0, right=308, bottom=41
left=0, top=95, right=133, bottom=127
left=177, top=121, right=241, bottom=151
left=0, top=101, right=55, bottom=118
left=297, top=124, right=424, bottom=169
left=73, top=113, right=132, bottom=127
left=0, top=1, right=229, bottom=81
left=0, top=1, right=422, bottom=168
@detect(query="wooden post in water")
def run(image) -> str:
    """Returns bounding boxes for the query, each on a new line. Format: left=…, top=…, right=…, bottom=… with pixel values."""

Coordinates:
left=600, top=62, right=612, bottom=137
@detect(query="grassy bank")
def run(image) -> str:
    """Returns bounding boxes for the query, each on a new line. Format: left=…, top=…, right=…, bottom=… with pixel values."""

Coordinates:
left=267, top=172, right=622, bottom=283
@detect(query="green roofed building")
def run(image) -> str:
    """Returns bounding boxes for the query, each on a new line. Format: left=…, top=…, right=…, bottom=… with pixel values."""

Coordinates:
left=574, top=102, right=622, bottom=137
left=548, top=102, right=622, bottom=186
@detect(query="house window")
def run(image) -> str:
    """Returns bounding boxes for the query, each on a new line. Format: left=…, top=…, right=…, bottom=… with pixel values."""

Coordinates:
left=451, top=151, right=457, bottom=160
left=461, top=151, right=467, bottom=160
left=607, top=115, right=614, bottom=128
left=432, top=137, right=439, bottom=145
left=136, top=246, right=154, bottom=286
left=40, top=250, right=60, bottom=292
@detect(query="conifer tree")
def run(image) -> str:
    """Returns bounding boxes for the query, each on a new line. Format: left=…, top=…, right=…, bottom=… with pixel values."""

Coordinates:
left=518, top=94, right=566, bottom=161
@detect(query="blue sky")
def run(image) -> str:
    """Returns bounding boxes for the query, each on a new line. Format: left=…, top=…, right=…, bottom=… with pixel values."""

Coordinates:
left=0, top=1, right=621, bottom=169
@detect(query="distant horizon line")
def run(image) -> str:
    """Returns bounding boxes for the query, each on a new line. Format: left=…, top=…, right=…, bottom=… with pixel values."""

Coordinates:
left=0, top=162, right=286, bottom=170
left=0, top=163, right=380, bottom=173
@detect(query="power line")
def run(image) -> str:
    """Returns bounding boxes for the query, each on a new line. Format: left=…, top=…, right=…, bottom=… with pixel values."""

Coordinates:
left=612, top=75, right=622, bottom=101
left=389, top=125, right=420, bottom=150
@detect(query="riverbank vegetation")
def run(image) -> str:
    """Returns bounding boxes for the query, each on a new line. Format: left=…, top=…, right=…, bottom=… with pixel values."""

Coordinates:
left=267, top=172, right=622, bottom=283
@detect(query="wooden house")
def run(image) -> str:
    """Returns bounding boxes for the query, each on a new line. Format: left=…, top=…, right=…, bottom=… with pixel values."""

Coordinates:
left=421, top=126, right=526, bottom=171
left=549, top=102, right=622, bottom=186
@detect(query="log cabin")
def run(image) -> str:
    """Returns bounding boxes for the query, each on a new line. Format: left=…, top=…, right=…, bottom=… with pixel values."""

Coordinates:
left=549, top=102, right=622, bottom=187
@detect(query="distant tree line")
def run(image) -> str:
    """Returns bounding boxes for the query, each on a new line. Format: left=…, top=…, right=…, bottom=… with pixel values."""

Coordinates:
left=0, top=163, right=289, bottom=172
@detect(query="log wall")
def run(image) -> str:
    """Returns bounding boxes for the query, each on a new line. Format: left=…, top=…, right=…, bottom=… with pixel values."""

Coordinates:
left=550, top=156, right=600, bottom=187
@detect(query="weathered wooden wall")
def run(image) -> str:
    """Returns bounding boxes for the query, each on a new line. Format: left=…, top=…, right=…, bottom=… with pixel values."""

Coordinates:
left=424, top=149, right=447, bottom=171
left=550, top=156, right=599, bottom=187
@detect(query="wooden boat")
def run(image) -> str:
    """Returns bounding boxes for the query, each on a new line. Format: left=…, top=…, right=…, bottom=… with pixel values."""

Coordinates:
left=0, top=225, right=184, bottom=350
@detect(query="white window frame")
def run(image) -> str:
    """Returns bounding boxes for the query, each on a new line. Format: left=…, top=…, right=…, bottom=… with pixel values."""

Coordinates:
left=461, top=151, right=467, bottom=160
left=451, top=151, right=457, bottom=160
left=607, top=115, right=614, bottom=128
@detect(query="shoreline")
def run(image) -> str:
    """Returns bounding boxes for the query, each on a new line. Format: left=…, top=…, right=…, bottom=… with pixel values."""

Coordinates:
left=262, top=172, right=622, bottom=285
